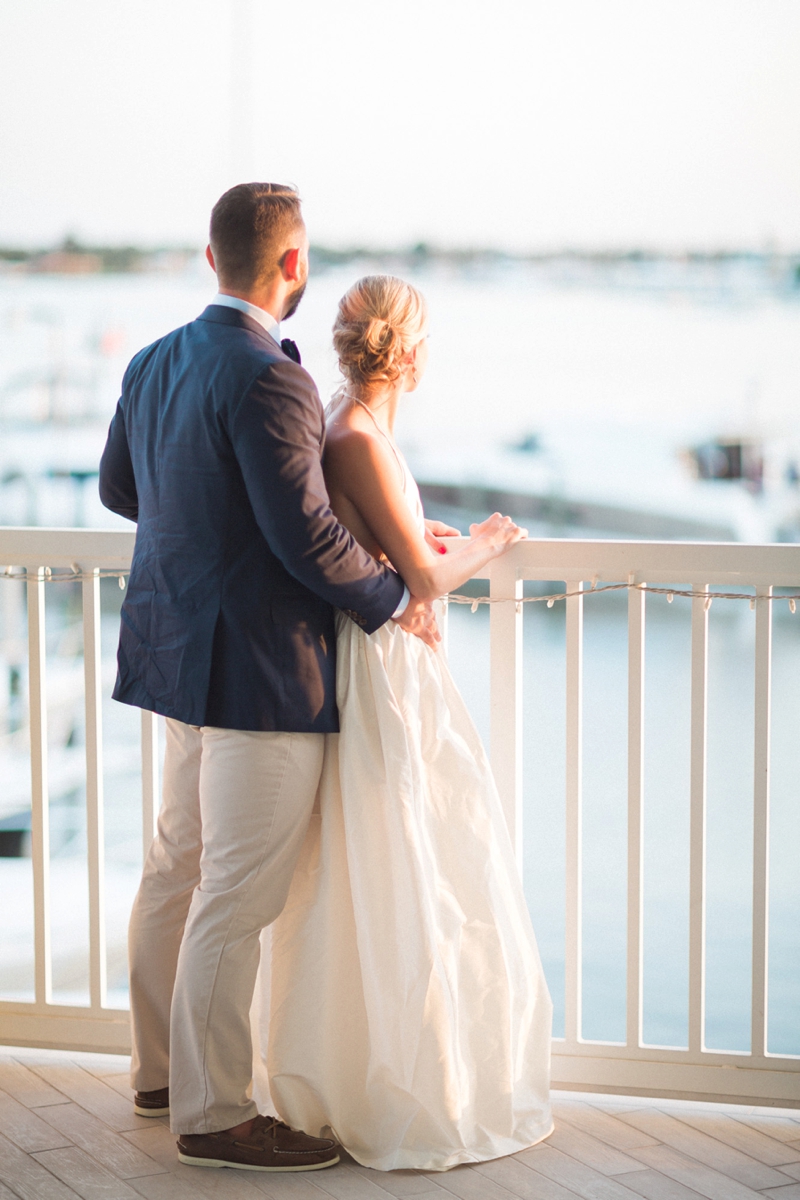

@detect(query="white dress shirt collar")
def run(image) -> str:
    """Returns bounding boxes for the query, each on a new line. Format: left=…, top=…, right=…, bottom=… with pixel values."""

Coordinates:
left=211, top=292, right=281, bottom=342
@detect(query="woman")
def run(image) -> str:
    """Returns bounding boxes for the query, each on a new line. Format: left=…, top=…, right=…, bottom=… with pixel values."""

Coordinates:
left=253, top=276, right=553, bottom=1171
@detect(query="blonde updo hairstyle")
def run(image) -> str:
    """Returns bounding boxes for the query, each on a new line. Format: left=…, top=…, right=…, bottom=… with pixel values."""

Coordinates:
left=333, top=275, right=428, bottom=393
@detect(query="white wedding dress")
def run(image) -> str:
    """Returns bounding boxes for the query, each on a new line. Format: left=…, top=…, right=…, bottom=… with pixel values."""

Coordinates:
left=251, top=453, right=553, bottom=1171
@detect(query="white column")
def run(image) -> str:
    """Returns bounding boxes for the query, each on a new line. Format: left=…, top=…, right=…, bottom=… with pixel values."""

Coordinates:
left=83, top=570, right=107, bottom=1010
left=489, top=561, right=523, bottom=869
left=564, top=580, right=584, bottom=1045
left=751, top=586, right=772, bottom=1060
left=27, top=568, right=51, bottom=1006
left=627, top=582, right=645, bottom=1049
left=688, top=586, right=709, bottom=1056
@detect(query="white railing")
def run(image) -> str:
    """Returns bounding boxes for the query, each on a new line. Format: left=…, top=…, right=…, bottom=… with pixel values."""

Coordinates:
left=0, top=527, right=798, bottom=1108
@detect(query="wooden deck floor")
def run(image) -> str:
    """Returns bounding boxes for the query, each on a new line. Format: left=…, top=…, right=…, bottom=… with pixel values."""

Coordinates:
left=1, top=1046, right=800, bottom=1200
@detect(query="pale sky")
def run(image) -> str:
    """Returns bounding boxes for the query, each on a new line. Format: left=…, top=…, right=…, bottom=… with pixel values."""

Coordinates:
left=1, top=0, right=799, bottom=252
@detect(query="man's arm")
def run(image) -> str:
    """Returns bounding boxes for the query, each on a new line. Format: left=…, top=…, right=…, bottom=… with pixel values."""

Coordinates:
left=230, top=360, right=405, bottom=634
left=99, top=401, right=138, bottom=522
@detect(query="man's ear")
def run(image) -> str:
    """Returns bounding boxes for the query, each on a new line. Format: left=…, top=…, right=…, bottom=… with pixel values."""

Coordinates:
left=205, top=244, right=216, bottom=272
left=280, top=246, right=302, bottom=282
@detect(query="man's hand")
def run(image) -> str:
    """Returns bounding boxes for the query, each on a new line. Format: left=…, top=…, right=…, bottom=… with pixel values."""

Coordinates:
left=393, top=594, right=441, bottom=650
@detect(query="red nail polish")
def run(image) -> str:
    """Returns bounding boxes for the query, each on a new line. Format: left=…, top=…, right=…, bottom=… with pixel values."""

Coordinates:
left=439, top=546, right=447, bottom=554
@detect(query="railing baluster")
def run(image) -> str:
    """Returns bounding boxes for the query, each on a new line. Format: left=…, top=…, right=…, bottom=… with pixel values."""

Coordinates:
left=627, top=582, right=645, bottom=1049
left=83, top=569, right=107, bottom=1010
left=689, top=585, right=709, bottom=1055
left=489, top=561, right=523, bottom=869
left=439, top=596, right=449, bottom=653
left=565, top=580, right=584, bottom=1045
left=141, top=709, right=160, bottom=862
left=751, top=585, right=772, bottom=1060
left=27, top=567, right=51, bottom=1006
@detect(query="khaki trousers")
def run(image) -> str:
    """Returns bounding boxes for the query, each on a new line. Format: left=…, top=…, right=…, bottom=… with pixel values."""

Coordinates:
left=128, top=717, right=324, bottom=1134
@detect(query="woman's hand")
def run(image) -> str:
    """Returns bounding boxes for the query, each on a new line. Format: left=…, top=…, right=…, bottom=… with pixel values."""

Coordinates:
left=424, top=519, right=461, bottom=556
left=468, top=512, right=527, bottom=554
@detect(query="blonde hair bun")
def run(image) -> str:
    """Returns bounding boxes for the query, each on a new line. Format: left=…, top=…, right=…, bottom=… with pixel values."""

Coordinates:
left=333, top=275, right=427, bottom=389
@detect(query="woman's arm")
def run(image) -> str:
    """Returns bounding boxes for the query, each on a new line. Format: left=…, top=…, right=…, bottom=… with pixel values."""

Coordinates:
left=324, top=429, right=525, bottom=602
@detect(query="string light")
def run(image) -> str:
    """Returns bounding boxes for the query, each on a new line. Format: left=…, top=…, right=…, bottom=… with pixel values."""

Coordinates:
left=0, top=568, right=132, bottom=584
left=1, top=569, right=797, bottom=613
left=447, top=582, right=797, bottom=609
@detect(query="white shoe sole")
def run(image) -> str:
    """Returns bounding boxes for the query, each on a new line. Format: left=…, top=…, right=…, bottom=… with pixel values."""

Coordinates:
left=134, top=1105, right=170, bottom=1117
left=177, top=1151, right=340, bottom=1172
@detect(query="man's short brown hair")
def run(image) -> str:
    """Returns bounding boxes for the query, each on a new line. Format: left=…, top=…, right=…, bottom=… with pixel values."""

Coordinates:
left=209, top=183, right=304, bottom=290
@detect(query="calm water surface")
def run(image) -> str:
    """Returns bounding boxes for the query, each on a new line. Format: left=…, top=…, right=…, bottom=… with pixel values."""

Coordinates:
left=0, top=265, right=798, bottom=1051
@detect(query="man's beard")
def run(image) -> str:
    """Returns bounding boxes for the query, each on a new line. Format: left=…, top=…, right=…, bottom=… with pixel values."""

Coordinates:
left=282, top=278, right=307, bottom=321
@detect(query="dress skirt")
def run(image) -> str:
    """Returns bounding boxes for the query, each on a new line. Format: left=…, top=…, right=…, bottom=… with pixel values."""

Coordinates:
left=252, top=612, right=553, bottom=1171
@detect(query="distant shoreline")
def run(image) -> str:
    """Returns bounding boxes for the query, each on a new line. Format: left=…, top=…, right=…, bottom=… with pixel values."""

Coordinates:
left=1, top=237, right=799, bottom=286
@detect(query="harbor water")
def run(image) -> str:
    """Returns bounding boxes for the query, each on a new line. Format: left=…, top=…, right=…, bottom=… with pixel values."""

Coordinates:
left=1, top=261, right=799, bottom=1054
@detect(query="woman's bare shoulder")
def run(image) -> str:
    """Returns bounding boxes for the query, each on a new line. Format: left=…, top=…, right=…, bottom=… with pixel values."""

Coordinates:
left=325, top=415, right=389, bottom=467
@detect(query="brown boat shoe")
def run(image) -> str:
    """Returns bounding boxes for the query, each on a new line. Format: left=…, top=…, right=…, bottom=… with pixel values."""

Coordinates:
left=177, top=1114, right=340, bottom=1172
left=134, top=1086, right=170, bottom=1117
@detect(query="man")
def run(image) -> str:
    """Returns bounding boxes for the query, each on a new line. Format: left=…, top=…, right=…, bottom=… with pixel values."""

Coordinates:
left=99, top=182, right=437, bottom=1173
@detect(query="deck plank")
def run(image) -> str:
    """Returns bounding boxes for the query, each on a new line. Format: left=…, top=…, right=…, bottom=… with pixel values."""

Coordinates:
left=627, top=1143, right=765, bottom=1200
left=515, top=1143, right=649, bottom=1198
left=0, top=1129, right=83, bottom=1200
left=759, top=1185, right=800, bottom=1200
left=342, top=1159, right=449, bottom=1195
left=668, top=1109, right=800, bottom=1166
left=96, top=1074, right=136, bottom=1103
left=120, top=1124, right=181, bottom=1171
left=311, top=1163, right=422, bottom=1198
left=546, top=1122, right=645, bottom=1174
left=38, top=1101, right=168, bottom=1178
left=31, top=1146, right=142, bottom=1200
left=24, top=1060, right=152, bottom=1133
left=243, top=1172, right=349, bottom=1199
left=614, top=1168, right=711, bottom=1200
left=127, top=1169, right=266, bottom=1199
left=0, top=1182, right=30, bottom=1200
left=616, top=1108, right=790, bottom=1190
left=551, top=1102, right=660, bottom=1151
left=470, top=1154, right=585, bottom=1198
left=0, top=1055, right=71, bottom=1108
left=0, top=1086, right=74, bottom=1151
left=733, top=1115, right=800, bottom=1144
left=422, top=1162, right=521, bottom=1199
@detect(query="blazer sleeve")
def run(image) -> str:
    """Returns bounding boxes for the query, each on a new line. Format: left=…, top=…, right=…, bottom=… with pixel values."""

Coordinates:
left=229, top=359, right=405, bottom=633
left=99, top=400, right=139, bottom=522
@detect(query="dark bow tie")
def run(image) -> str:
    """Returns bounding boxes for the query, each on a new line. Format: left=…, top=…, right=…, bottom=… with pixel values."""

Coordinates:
left=280, top=338, right=301, bottom=365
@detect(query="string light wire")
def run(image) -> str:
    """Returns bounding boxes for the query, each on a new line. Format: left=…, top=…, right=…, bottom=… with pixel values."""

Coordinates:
left=2, top=569, right=799, bottom=610
left=445, top=581, right=800, bottom=610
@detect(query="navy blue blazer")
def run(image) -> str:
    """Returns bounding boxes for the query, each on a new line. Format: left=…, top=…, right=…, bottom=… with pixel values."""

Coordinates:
left=99, top=304, right=404, bottom=732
